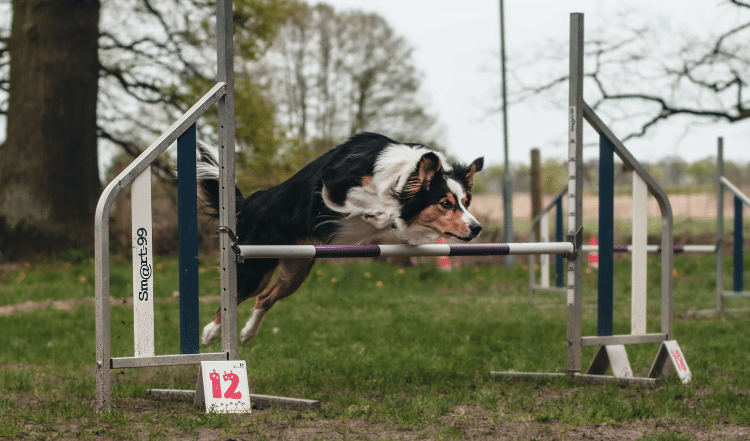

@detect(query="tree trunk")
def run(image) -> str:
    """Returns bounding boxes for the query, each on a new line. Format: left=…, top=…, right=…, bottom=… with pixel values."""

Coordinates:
left=2, top=0, right=100, bottom=260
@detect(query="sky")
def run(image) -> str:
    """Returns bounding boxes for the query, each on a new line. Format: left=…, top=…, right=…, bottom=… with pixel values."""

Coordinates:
left=323, top=0, right=750, bottom=168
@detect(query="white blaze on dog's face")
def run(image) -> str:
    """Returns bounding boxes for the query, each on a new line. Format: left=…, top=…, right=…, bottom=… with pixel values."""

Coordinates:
left=395, top=153, right=484, bottom=243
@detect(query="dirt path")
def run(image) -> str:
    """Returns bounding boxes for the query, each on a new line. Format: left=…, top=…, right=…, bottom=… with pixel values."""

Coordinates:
left=0, top=295, right=222, bottom=316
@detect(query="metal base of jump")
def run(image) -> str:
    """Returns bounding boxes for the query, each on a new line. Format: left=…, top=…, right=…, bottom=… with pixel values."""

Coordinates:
left=147, top=389, right=321, bottom=410
left=490, top=372, right=660, bottom=386
left=492, top=339, right=691, bottom=385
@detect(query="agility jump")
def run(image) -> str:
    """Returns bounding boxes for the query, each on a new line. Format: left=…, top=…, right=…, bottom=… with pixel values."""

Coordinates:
left=93, top=0, right=573, bottom=411
left=716, top=138, right=750, bottom=312
left=94, top=11, right=690, bottom=413
left=95, top=0, right=238, bottom=413
left=531, top=137, right=748, bottom=314
left=493, top=13, right=691, bottom=384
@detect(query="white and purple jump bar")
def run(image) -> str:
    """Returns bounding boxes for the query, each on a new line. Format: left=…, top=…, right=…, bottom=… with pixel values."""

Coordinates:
left=238, top=242, right=574, bottom=260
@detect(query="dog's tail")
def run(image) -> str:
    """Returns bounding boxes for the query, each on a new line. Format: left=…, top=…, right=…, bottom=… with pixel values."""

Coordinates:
left=196, top=142, right=245, bottom=218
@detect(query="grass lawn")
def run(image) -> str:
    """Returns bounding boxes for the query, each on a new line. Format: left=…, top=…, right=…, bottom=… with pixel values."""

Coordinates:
left=1, top=253, right=749, bottom=440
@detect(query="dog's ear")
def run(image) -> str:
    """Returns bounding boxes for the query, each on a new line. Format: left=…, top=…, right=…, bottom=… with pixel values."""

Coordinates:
left=398, top=152, right=442, bottom=200
left=416, top=152, right=442, bottom=190
left=463, top=157, right=484, bottom=189
left=470, top=157, right=484, bottom=174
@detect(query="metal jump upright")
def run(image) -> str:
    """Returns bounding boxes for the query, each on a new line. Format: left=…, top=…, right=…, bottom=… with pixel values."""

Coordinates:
left=95, top=0, right=237, bottom=412
left=716, top=137, right=750, bottom=312
left=494, top=13, right=691, bottom=384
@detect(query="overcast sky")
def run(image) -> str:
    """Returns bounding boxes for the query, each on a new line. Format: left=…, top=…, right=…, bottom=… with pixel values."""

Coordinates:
left=323, top=0, right=750, bottom=168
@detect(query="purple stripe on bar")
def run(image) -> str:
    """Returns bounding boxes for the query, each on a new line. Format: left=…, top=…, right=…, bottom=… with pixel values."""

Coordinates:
left=314, top=245, right=381, bottom=258
left=448, top=245, right=510, bottom=256
left=613, top=245, right=629, bottom=253
left=672, top=246, right=684, bottom=254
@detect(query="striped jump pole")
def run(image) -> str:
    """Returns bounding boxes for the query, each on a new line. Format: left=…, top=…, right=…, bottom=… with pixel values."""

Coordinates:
left=237, top=242, right=574, bottom=260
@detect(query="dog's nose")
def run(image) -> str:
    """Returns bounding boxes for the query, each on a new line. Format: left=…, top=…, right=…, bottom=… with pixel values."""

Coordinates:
left=470, top=224, right=482, bottom=237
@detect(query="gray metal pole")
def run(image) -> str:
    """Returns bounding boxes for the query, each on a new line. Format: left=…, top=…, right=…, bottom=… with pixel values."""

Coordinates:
left=217, top=0, right=239, bottom=360
left=499, top=0, right=514, bottom=265
left=716, top=137, right=724, bottom=312
left=567, top=12, right=584, bottom=375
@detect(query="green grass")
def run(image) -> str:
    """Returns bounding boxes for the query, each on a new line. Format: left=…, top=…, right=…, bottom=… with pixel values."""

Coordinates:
left=0, top=254, right=749, bottom=439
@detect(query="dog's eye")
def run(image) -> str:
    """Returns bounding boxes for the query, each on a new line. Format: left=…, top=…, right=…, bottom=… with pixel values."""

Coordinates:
left=440, top=200, right=453, bottom=209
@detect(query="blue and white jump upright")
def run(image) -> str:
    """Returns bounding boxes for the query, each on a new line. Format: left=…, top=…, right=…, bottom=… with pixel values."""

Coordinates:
left=716, top=137, right=750, bottom=312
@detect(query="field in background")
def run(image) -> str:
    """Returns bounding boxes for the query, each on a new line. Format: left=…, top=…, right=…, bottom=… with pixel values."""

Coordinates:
left=473, top=192, right=749, bottom=247
left=1, top=253, right=749, bottom=440
left=473, top=192, right=747, bottom=222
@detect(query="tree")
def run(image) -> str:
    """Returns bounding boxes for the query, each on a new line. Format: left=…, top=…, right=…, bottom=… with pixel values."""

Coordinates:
left=257, top=2, right=441, bottom=163
left=506, top=1, right=750, bottom=143
left=0, top=0, right=290, bottom=259
left=97, top=0, right=291, bottom=179
left=0, top=0, right=100, bottom=260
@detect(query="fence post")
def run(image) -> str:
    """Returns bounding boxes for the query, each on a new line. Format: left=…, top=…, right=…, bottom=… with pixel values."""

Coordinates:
left=531, top=149, right=542, bottom=240
left=734, top=195, right=744, bottom=293
left=716, top=137, right=724, bottom=311
left=555, top=197, right=564, bottom=287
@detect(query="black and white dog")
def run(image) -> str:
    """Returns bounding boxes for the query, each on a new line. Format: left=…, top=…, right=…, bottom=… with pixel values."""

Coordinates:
left=198, top=132, right=484, bottom=345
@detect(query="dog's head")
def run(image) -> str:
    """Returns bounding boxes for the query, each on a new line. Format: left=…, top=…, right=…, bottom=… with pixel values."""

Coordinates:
left=395, top=152, right=484, bottom=243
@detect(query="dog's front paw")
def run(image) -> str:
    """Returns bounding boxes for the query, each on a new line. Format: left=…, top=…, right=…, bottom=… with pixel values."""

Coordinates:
left=239, top=325, right=257, bottom=345
left=240, top=309, right=266, bottom=345
left=201, top=321, right=221, bottom=345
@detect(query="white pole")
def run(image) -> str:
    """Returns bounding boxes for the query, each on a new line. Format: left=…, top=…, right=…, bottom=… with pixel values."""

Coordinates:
left=238, top=242, right=574, bottom=259
left=631, top=173, right=648, bottom=335
left=132, top=167, right=155, bottom=357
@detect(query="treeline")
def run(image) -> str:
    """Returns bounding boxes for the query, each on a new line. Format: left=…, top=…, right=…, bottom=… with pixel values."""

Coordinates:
left=98, top=0, right=442, bottom=193
left=475, top=156, right=750, bottom=194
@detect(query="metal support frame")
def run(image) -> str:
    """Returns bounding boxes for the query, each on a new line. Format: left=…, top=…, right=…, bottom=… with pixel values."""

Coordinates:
left=716, top=138, right=750, bottom=312
left=566, top=13, right=585, bottom=375
left=494, top=13, right=690, bottom=385
left=95, top=0, right=237, bottom=413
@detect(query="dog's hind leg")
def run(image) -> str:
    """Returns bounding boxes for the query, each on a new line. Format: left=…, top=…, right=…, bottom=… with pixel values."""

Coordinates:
left=240, top=258, right=315, bottom=344
left=201, top=264, right=275, bottom=345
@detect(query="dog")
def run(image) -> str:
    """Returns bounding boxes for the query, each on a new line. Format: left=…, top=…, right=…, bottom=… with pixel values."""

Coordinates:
left=197, top=132, right=484, bottom=345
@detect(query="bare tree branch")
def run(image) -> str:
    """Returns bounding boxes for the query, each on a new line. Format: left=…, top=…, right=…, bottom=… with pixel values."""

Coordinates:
left=509, top=2, right=750, bottom=142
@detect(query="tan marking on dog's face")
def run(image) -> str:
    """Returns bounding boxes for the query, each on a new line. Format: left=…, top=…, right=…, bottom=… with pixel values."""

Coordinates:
left=408, top=193, right=473, bottom=240
left=361, top=175, right=373, bottom=186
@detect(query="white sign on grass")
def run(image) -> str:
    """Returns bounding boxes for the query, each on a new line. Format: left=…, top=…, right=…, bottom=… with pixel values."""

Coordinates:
left=194, top=360, right=251, bottom=413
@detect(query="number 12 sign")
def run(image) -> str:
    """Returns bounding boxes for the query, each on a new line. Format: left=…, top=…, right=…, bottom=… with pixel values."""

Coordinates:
left=194, top=360, right=251, bottom=413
